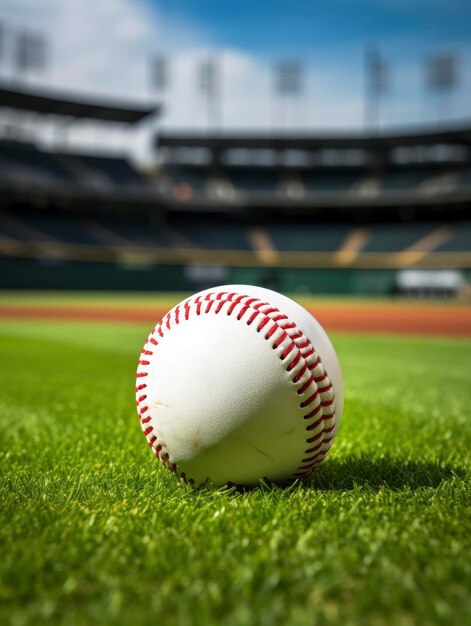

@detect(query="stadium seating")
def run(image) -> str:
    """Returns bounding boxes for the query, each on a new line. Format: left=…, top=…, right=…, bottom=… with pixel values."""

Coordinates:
left=459, top=169, right=471, bottom=187
left=225, top=168, right=281, bottom=193
left=91, top=215, right=170, bottom=248
left=8, top=212, right=96, bottom=245
left=166, top=166, right=210, bottom=193
left=381, top=169, right=439, bottom=191
left=434, top=222, right=471, bottom=252
left=0, top=141, right=148, bottom=190
left=168, top=215, right=252, bottom=250
left=70, top=154, right=144, bottom=185
left=2, top=209, right=468, bottom=258
left=0, top=141, right=76, bottom=184
left=363, top=223, right=440, bottom=252
left=267, top=223, right=350, bottom=252
left=299, top=171, right=361, bottom=193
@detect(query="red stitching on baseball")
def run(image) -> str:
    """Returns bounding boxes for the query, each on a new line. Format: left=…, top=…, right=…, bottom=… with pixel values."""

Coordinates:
left=247, top=310, right=259, bottom=325
left=305, top=440, right=324, bottom=454
left=265, top=324, right=277, bottom=340
left=293, top=363, right=307, bottom=381
left=272, top=314, right=288, bottom=322
left=321, top=398, right=335, bottom=407
left=297, top=377, right=314, bottom=395
left=306, top=431, right=324, bottom=444
left=281, top=342, right=295, bottom=360
left=318, top=384, right=333, bottom=393
left=306, top=415, right=324, bottom=431
left=237, top=306, right=249, bottom=320
left=253, top=301, right=268, bottom=310
left=297, top=340, right=310, bottom=350
left=300, top=390, right=319, bottom=408
left=304, top=403, right=323, bottom=420
left=302, top=347, right=315, bottom=359
left=257, top=317, right=269, bottom=332
left=288, top=352, right=302, bottom=372
left=227, top=300, right=238, bottom=315
left=273, top=331, right=288, bottom=348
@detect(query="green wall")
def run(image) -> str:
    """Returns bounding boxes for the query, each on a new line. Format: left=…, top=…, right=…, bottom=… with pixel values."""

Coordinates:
left=230, top=266, right=398, bottom=296
left=0, top=257, right=403, bottom=296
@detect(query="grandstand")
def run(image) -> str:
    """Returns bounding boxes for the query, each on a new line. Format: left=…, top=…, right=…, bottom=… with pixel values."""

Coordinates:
left=0, top=84, right=160, bottom=207
left=0, top=83, right=470, bottom=295
left=156, top=128, right=471, bottom=210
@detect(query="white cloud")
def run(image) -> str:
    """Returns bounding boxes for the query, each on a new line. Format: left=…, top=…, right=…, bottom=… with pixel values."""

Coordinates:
left=0, top=0, right=206, bottom=100
left=0, top=0, right=363, bottom=146
left=0, top=0, right=469, bottom=163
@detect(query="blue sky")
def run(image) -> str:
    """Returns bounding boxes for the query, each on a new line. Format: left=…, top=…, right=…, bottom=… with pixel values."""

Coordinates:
left=0, top=0, right=470, bottom=136
left=150, top=0, right=471, bottom=56
left=144, top=0, right=471, bottom=129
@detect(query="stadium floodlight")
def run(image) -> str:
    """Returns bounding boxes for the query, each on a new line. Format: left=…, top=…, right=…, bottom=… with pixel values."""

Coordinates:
left=273, top=59, right=304, bottom=130
left=368, top=51, right=389, bottom=95
left=197, top=54, right=222, bottom=131
left=15, top=30, right=48, bottom=76
left=198, top=56, right=218, bottom=96
left=0, top=22, right=5, bottom=65
left=150, top=55, right=169, bottom=92
left=365, top=49, right=389, bottom=132
left=275, top=60, right=303, bottom=96
left=426, top=54, right=458, bottom=91
left=425, top=53, right=459, bottom=121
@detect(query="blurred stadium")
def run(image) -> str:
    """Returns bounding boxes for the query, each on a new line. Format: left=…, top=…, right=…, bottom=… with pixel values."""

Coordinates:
left=1, top=4, right=471, bottom=626
left=0, top=20, right=469, bottom=299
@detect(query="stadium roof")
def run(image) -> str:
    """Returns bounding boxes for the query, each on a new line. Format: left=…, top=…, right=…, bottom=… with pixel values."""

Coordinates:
left=157, top=124, right=471, bottom=149
left=0, top=84, right=160, bottom=123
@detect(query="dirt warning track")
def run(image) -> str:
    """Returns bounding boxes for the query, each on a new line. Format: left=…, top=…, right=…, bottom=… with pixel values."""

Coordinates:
left=0, top=300, right=470, bottom=336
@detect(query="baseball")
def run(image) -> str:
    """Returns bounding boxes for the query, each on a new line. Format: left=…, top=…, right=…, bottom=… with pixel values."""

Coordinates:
left=135, top=285, right=343, bottom=487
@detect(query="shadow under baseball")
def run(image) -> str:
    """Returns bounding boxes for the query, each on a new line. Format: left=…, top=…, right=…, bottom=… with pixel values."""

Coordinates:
left=299, top=455, right=465, bottom=492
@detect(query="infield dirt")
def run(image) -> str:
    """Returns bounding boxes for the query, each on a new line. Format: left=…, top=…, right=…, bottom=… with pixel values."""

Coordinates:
left=0, top=295, right=469, bottom=336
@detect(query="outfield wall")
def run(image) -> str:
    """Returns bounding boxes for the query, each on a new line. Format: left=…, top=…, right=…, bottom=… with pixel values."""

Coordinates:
left=2, top=257, right=469, bottom=296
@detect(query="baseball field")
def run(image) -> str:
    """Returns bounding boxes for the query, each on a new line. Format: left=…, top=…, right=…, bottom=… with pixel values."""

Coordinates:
left=0, top=292, right=470, bottom=626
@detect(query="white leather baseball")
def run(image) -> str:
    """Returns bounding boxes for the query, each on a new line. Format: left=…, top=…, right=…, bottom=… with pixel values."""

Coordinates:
left=136, top=285, right=343, bottom=487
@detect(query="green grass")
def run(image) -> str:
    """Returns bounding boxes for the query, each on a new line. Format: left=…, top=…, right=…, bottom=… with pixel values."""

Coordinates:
left=1, top=290, right=467, bottom=309
left=0, top=319, right=470, bottom=626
